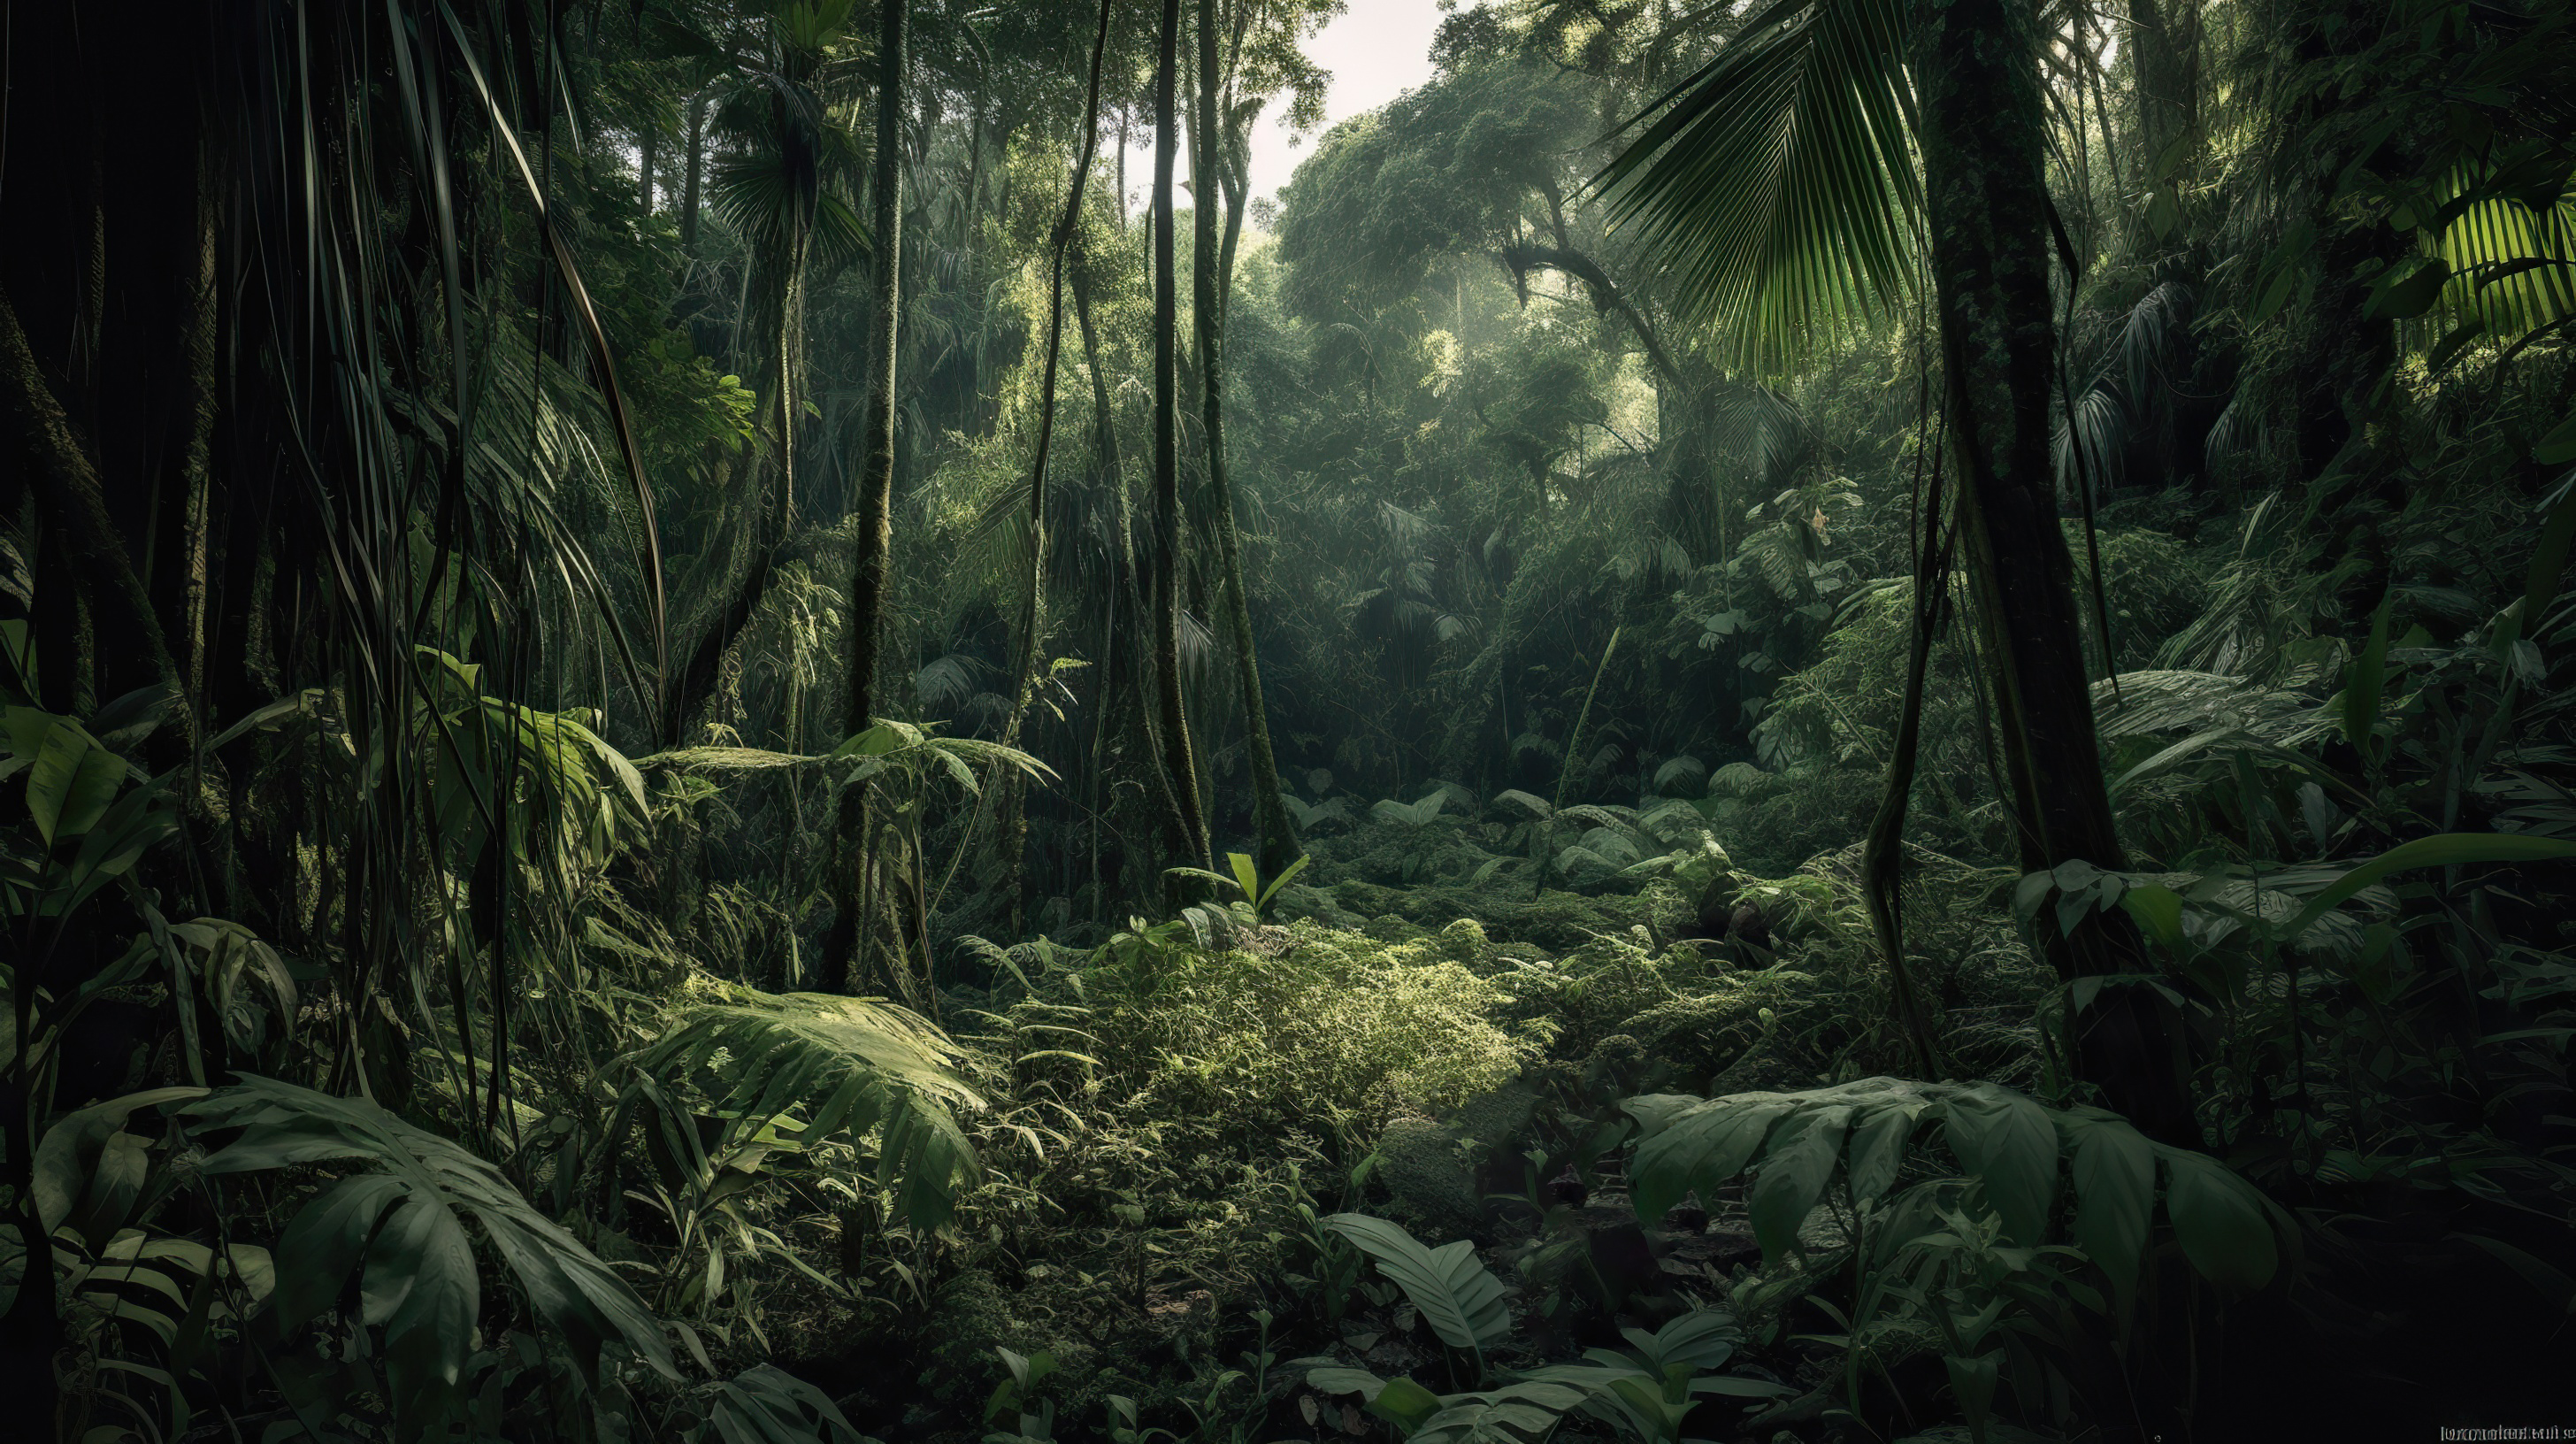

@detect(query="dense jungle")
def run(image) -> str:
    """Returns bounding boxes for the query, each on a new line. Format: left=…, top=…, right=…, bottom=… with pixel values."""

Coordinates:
left=4, top=0, right=2576, bottom=1440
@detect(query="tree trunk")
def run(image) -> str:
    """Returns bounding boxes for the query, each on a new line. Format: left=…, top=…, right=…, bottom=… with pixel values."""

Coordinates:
left=640, top=120, right=658, bottom=214
left=1, top=290, right=181, bottom=708
left=1195, top=0, right=1299, bottom=880
left=996, top=0, right=1116, bottom=937
left=1073, top=242, right=1197, bottom=880
left=663, top=211, right=809, bottom=740
left=1913, top=0, right=2199, bottom=1144
left=1151, top=0, right=1211, bottom=872
left=824, top=0, right=907, bottom=995
left=680, top=90, right=707, bottom=257
left=2126, top=0, right=2197, bottom=165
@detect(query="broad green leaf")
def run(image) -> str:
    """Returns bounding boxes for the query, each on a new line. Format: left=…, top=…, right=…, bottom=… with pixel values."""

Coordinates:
left=1844, top=1102, right=1919, bottom=1207
left=2274, top=833, right=2576, bottom=943
left=1943, top=1084, right=2058, bottom=1245
left=76, top=1132, right=152, bottom=1243
left=1622, top=1092, right=1707, bottom=1140
left=2533, top=404, right=2576, bottom=465
left=2145, top=188, right=2180, bottom=240
left=2503, top=473, right=2576, bottom=652
left=1626, top=1096, right=1796, bottom=1220
left=2159, top=1148, right=2278, bottom=1292
left=272, top=1174, right=410, bottom=1332
left=1367, top=1375, right=1445, bottom=1432
left=364, top=1194, right=479, bottom=1429
left=26, top=723, right=122, bottom=847
left=1305, top=1366, right=1391, bottom=1402
left=2119, top=884, right=2187, bottom=953
left=1409, top=1383, right=1587, bottom=1444
left=34, top=1087, right=206, bottom=1235
left=1322, top=1213, right=1514, bottom=1355
left=2062, top=1112, right=2155, bottom=1310
left=2342, top=593, right=2393, bottom=761
left=1256, top=854, right=1313, bottom=910
left=695, top=1364, right=869, bottom=1444
left=189, top=1076, right=678, bottom=1387
left=1749, top=1105, right=1852, bottom=1260
left=2365, top=254, right=2451, bottom=319
left=1633, top=1306, right=1742, bottom=1372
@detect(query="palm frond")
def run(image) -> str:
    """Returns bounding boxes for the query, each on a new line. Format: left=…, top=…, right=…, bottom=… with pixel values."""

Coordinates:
left=622, top=985, right=985, bottom=1232
left=1593, top=0, right=1919, bottom=374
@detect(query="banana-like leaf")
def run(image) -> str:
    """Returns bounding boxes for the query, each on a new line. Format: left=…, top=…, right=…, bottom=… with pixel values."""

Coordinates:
left=1322, top=1213, right=1514, bottom=1356
left=188, top=1075, right=678, bottom=1412
left=1628, top=1093, right=1802, bottom=1221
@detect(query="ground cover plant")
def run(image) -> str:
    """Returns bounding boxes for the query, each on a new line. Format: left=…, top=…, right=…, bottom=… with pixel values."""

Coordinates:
left=4, top=0, right=2576, bottom=1440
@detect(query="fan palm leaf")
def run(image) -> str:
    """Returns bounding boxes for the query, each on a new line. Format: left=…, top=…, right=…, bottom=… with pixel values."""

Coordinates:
left=1593, top=0, right=1920, bottom=374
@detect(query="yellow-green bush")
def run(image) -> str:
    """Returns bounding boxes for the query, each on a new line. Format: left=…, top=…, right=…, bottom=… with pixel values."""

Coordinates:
left=1092, top=921, right=1537, bottom=1139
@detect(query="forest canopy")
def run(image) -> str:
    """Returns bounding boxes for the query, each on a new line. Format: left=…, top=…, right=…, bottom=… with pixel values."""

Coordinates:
left=4, top=0, right=2575, bottom=1441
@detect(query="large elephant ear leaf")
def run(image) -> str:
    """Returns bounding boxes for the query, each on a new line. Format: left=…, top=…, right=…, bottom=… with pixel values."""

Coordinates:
left=2159, top=1146, right=2281, bottom=1292
left=1749, top=1104, right=1853, bottom=1260
left=1942, top=1083, right=2060, bottom=1245
left=188, top=1075, right=679, bottom=1399
left=2060, top=1110, right=2156, bottom=1310
left=1322, top=1213, right=1513, bottom=1355
left=1625, top=1095, right=1798, bottom=1220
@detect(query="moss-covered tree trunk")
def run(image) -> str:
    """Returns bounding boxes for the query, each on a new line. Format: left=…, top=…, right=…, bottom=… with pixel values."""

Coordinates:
left=1194, top=0, right=1300, bottom=882
left=823, top=0, right=906, bottom=995
left=1151, top=0, right=1211, bottom=872
left=995, top=0, right=1116, bottom=936
left=1913, top=0, right=2199, bottom=1145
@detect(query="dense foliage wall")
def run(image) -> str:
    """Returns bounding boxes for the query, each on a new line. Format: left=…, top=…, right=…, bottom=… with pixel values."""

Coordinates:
left=4, top=0, right=2575, bottom=1440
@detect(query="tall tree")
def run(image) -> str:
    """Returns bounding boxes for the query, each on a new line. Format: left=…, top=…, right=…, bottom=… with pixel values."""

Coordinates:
left=993, top=0, right=1118, bottom=933
left=663, top=4, right=865, bottom=740
left=1596, top=0, right=2199, bottom=1141
left=1151, top=0, right=1213, bottom=869
left=1912, top=0, right=2197, bottom=1144
left=825, top=0, right=908, bottom=994
left=1195, top=0, right=1301, bottom=879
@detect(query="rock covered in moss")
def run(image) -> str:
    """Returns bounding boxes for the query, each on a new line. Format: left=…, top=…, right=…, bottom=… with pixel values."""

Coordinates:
left=1375, top=1115, right=1482, bottom=1242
